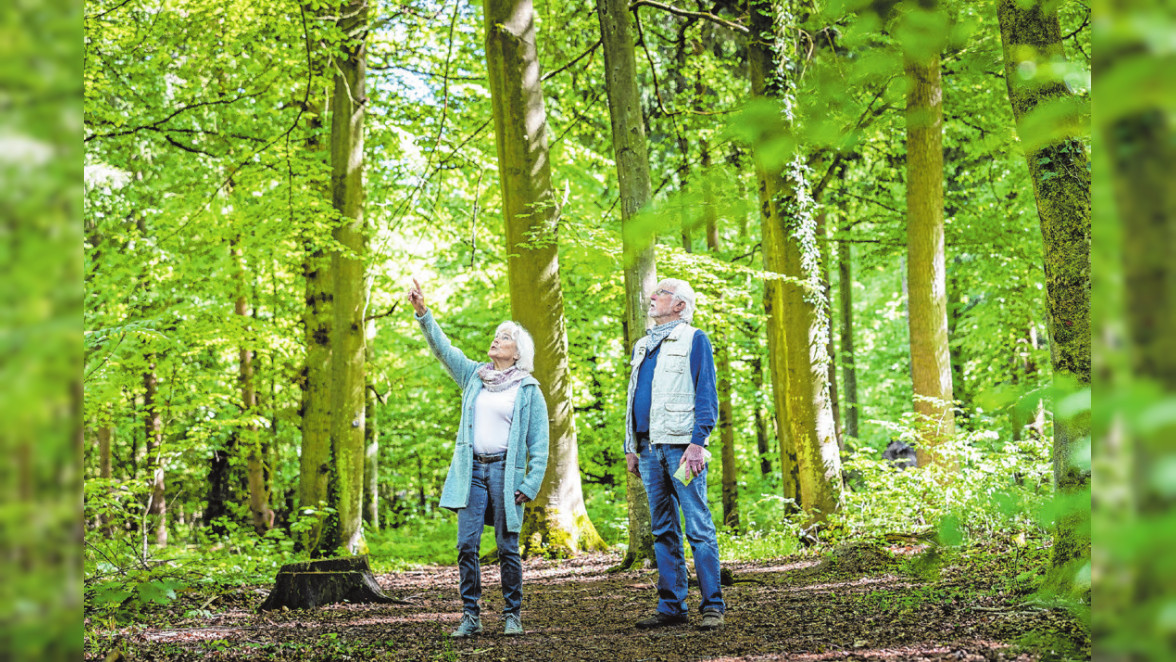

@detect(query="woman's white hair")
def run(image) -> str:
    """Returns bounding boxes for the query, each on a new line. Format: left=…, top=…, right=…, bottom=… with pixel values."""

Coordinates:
left=496, top=321, right=535, bottom=373
left=661, top=278, right=697, bottom=324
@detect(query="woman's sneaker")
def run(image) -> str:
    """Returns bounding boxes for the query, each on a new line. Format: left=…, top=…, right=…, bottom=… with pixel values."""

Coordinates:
left=504, top=613, right=524, bottom=636
left=450, top=613, right=483, bottom=638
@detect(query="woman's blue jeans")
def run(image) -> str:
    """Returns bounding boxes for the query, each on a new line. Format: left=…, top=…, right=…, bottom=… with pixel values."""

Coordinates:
left=639, top=441, right=725, bottom=616
left=456, top=457, right=522, bottom=617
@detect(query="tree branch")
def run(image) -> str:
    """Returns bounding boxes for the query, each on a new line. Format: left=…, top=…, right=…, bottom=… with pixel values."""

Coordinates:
left=629, top=0, right=748, bottom=34
left=363, top=302, right=399, bottom=322
left=542, top=39, right=602, bottom=82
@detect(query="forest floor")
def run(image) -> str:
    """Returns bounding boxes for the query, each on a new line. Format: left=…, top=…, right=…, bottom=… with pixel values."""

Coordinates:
left=85, top=544, right=1089, bottom=662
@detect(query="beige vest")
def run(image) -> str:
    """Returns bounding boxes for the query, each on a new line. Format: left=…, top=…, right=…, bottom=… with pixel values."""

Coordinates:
left=624, top=323, right=699, bottom=453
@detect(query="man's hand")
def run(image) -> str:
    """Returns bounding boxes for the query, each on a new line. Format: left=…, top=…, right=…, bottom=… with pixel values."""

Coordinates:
left=407, top=278, right=427, bottom=316
left=514, top=491, right=531, bottom=505
left=626, top=452, right=641, bottom=477
left=679, top=443, right=707, bottom=477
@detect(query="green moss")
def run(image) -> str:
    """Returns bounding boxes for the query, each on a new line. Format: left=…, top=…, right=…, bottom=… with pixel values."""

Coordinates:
left=520, top=506, right=609, bottom=559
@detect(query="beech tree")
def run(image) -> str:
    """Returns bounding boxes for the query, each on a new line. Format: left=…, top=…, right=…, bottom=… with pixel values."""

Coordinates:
left=320, top=0, right=370, bottom=556
left=596, top=0, right=657, bottom=567
left=483, top=0, right=605, bottom=555
left=901, top=2, right=956, bottom=469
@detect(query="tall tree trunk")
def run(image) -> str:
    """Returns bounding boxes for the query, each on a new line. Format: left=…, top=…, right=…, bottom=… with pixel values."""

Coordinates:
left=322, top=0, right=369, bottom=556
left=905, top=49, right=956, bottom=469
left=997, top=0, right=1091, bottom=571
left=485, top=0, right=604, bottom=556
left=596, top=0, right=656, bottom=568
left=143, top=359, right=167, bottom=547
left=234, top=239, right=273, bottom=535
left=748, top=0, right=841, bottom=522
left=363, top=316, right=379, bottom=531
left=838, top=241, right=859, bottom=440
left=298, top=60, right=334, bottom=552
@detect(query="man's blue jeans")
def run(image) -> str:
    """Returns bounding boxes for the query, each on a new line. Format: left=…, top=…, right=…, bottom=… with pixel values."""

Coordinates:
left=456, top=457, right=522, bottom=616
left=639, top=441, right=725, bottom=616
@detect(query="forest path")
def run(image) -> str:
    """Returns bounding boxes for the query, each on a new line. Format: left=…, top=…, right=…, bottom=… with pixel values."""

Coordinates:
left=90, top=550, right=1084, bottom=661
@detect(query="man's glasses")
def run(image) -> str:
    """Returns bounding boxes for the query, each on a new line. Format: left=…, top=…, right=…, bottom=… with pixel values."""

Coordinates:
left=652, top=288, right=674, bottom=297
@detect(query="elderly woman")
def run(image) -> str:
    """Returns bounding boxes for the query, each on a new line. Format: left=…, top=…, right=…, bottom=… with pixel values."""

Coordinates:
left=407, top=279, right=549, bottom=638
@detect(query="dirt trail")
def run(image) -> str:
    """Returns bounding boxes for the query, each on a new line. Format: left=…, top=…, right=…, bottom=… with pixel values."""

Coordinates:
left=87, top=551, right=1086, bottom=661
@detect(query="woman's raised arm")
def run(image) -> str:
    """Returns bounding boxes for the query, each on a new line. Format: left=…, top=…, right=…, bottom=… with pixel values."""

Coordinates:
left=408, top=279, right=479, bottom=385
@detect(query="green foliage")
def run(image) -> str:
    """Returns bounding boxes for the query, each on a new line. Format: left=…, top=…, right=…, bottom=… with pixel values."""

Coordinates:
left=365, top=515, right=496, bottom=571
left=834, top=407, right=1054, bottom=540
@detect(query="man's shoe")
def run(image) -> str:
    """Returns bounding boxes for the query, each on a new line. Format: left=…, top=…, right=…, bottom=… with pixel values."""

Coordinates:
left=635, top=612, right=689, bottom=629
left=450, top=613, right=483, bottom=638
left=504, top=613, right=524, bottom=636
left=698, top=609, right=724, bottom=630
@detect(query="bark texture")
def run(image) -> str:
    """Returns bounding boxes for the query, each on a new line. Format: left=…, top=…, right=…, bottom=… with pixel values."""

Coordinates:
left=323, top=0, right=369, bottom=556
left=299, top=32, right=334, bottom=554
left=597, top=0, right=656, bottom=569
left=484, top=0, right=604, bottom=556
left=904, top=52, right=956, bottom=469
left=996, top=0, right=1091, bottom=570
left=259, top=556, right=398, bottom=611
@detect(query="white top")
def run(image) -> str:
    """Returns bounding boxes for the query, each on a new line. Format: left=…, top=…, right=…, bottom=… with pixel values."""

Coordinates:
left=473, top=384, right=519, bottom=455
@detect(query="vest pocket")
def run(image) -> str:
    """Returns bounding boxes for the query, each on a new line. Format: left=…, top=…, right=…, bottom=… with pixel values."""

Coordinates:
left=663, top=403, right=694, bottom=436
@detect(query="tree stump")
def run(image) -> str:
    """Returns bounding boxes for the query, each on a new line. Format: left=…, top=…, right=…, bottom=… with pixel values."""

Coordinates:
left=259, top=555, right=402, bottom=611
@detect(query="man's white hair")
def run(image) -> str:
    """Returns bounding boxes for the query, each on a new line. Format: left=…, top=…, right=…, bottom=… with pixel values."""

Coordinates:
left=495, top=321, right=535, bottom=373
left=661, top=278, right=696, bottom=324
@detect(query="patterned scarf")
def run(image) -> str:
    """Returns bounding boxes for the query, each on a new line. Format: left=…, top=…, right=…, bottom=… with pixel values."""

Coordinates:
left=477, top=363, right=529, bottom=392
left=646, top=319, right=686, bottom=352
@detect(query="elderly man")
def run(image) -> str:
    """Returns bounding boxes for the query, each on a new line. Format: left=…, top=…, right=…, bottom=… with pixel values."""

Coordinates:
left=625, top=278, right=725, bottom=630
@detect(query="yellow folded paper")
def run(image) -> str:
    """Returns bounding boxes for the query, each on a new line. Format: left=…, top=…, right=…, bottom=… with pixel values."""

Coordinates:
left=672, top=448, right=712, bottom=486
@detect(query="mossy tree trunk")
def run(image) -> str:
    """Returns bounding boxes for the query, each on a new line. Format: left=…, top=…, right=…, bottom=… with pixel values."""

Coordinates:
left=322, top=0, right=369, bottom=556
left=904, top=48, right=956, bottom=470
left=748, top=0, right=841, bottom=523
left=484, top=0, right=604, bottom=557
left=996, top=0, right=1091, bottom=570
left=298, top=12, right=334, bottom=555
left=596, top=0, right=656, bottom=568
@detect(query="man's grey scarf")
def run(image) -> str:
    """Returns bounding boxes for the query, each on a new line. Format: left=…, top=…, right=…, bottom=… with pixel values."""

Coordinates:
left=477, top=364, right=529, bottom=392
left=646, top=319, right=686, bottom=352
